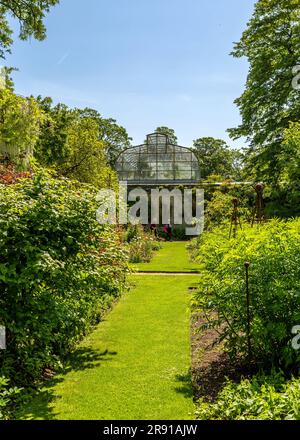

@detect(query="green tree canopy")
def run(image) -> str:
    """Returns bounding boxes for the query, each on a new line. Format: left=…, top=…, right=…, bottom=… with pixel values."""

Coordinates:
left=282, top=122, right=300, bottom=185
left=36, top=98, right=131, bottom=169
left=34, top=97, right=129, bottom=188
left=228, top=0, right=300, bottom=184
left=154, top=126, right=178, bottom=145
left=272, top=121, right=300, bottom=216
left=0, top=0, right=59, bottom=58
left=35, top=97, right=76, bottom=166
left=62, top=116, right=118, bottom=189
left=77, top=107, right=132, bottom=164
left=192, top=137, right=243, bottom=180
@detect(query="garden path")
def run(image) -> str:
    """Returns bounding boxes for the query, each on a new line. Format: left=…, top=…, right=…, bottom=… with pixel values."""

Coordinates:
left=17, top=242, right=199, bottom=420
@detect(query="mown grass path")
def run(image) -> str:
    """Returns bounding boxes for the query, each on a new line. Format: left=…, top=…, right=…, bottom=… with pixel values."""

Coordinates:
left=18, top=243, right=198, bottom=420
left=132, top=241, right=201, bottom=273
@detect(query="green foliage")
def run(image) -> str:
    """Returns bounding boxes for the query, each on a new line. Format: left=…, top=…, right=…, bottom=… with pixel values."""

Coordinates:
left=192, top=219, right=300, bottom=369
left=124, top=224, right=144, bottom=243
left=78, top=108, right=132, bottom=165
left=0, top=377, right=21, bottom=420
left=128, top=239, right=154, bottom=264
left=0, top=0, right=59, bottom=58
left=154, top=127, right=178, bottom=145
left=282, top=122, right=300, bottom=185
left=0, top=173, right=129, bottom=387
left=34, top=98, right=76, bottom=167
left=60, top=116, right=117, bottom=189
left=205, top=191, right=236, bottom=229
left=229, top=0, right=300, bottom=187
left=124, top=224, right=161, bottom=263
left=196, top=371, right=300, bottom=420
left=0, top=88, right=44, bottom=168
left=35, top=97, right=130, bottom=186
left=192, top=137, right=243, bottom=180
left=199, top=184, right=253, bottom=230
left=267, top=121, right=300, bottom=217
left=171, top=226, right=187, bottom=241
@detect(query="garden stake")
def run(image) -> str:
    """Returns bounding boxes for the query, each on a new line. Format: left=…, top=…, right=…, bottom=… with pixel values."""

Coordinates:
left=251, top=183, right=266, bottom=226
left=229, top=197, right=242, bottom=239
left=245, top=261, right=252, bottom=362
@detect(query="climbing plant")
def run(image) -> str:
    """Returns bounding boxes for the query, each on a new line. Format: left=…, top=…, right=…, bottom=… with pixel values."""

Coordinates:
left=0, top=88, right=44, bottom=168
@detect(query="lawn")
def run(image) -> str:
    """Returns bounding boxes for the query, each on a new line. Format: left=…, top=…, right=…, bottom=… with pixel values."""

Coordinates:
left=132, top=241, right=201, bottom=273
left=17, top=275, right=196, bottom=420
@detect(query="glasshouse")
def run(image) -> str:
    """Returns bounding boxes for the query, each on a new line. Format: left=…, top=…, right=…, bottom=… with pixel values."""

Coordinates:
left=115, top=133, right=200, bottom=185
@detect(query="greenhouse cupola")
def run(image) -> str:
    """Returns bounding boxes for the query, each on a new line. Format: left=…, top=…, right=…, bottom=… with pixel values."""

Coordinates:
left=115, top=133, right=200, bottom=185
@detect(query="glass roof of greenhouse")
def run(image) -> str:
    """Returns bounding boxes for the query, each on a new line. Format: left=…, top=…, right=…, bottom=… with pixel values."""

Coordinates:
left=115, top=133, right=200, bottom=185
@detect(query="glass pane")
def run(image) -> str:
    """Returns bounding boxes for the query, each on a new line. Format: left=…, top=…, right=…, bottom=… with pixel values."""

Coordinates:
left=115, top=138, right=200, bottom=183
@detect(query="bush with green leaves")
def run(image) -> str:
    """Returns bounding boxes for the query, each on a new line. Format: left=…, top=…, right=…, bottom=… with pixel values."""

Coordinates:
left=192, top=219, right=300, bottom=370
left=0, top=377, right=21, bottom=420
left=124, top=224, right=161, bottom=263
left=124, top=224, right=144, bottom=244
left=196, top=371, right=300, bottom=420
left=203, top=185, right=253, bottom=230
left=0, top=173, right=129, bottom=387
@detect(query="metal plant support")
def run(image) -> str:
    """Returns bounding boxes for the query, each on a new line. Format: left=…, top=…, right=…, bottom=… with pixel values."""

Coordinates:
left=252, top=183, right=266, bottom=226
left=229, top=197, right=242, bottom=239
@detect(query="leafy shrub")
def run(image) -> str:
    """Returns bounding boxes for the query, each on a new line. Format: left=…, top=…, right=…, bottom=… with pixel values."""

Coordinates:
left=0, top=377, right=21, bottom=420
left=192, top=219, right=300, bottom=370
left=150, top=241, right=162, bottom=252
left=128, top=238, right=154, bottom=263
left=205, top=191, right=234, bottom=227
left=204, top=187, right=252, bottom=230
left=124, top=224, right=161, bottom=263
left=196, top=371, right=300, bottom=420
left=124, top=224, right=144, bottom=243
left=0, top=173, right=129, bottom=386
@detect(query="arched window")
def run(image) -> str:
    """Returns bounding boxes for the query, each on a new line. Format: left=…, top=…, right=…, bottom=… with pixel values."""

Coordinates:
left=115, top=133, right=200, bottom=184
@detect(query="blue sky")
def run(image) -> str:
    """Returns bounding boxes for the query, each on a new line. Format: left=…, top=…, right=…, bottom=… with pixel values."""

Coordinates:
left=5, top=0, right=255, bottom=148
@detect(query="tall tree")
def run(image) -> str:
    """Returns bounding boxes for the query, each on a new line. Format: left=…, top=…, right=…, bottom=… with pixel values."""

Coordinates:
left=228, top=0, right=300, bottom=184
left=77, top=108, right=132, bottom=164
left=0, top=0, right=59, bottom=58
left=192, top=137, right=243, bottom=180
left=35, top=97, right=76, bottom=166
left=274, top=121, right=300, bottom=215
left=62, top=117, right=118, bottom=189
left=36, top=98, right=131, bottom=166
left=35, top=98, right=129, bottom=187
left=0, top=88, right=44, bottom=169
left=154, top=126, right=178, bottom=145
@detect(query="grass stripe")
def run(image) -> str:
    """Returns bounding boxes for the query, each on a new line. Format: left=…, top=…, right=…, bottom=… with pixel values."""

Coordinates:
left=131, top=242, right=200, bottom=273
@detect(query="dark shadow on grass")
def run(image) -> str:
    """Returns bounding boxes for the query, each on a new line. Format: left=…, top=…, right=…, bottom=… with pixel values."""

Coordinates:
left=16, top=347, right=117, bottom=420
left=174, top=372, right=194, bottom=399
left=64, top=348, right=117, bottom=373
